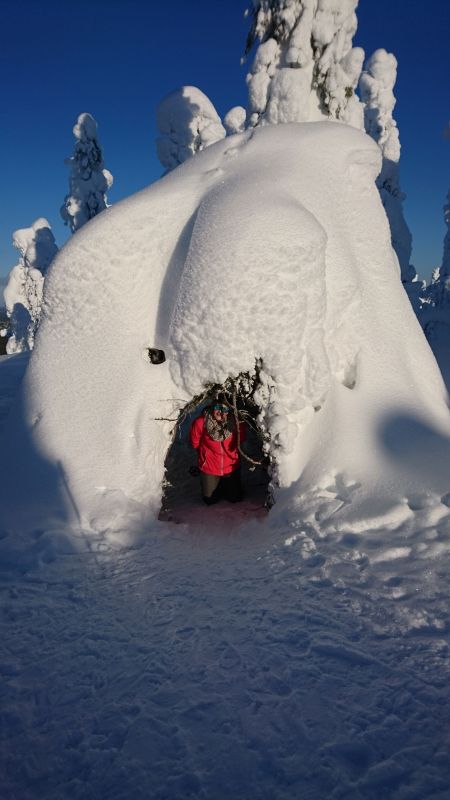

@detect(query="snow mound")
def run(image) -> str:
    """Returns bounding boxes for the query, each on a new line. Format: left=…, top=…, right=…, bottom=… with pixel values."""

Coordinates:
left=1, top=122, right=450, bottom=532
left=223, top=106, right=246, bottom=135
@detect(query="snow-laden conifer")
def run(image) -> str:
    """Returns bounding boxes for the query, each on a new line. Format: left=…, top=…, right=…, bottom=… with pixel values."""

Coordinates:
left=156, top=86, right=226, bottom=171
left=359, top=49, right=423, bottom=310
left=245, top=0, right=365, bottom=129
left=4, top=219, right=58, bottom=353
left=61, top=113, right=113, bottom=233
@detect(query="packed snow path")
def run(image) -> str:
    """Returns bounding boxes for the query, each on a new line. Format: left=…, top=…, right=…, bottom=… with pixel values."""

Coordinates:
left=2, top=511, right=450, bottom=800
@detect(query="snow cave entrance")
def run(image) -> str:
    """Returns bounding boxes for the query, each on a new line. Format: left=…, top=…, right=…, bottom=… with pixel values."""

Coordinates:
left=160, top=372, right=271, bottom=521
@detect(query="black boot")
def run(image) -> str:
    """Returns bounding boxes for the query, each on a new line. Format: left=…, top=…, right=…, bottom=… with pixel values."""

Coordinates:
left=203, top=494, right=220, bottom=506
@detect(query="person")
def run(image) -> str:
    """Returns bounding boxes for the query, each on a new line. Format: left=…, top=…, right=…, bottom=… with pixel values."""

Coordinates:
left=189, top=401, right=246, bottom=505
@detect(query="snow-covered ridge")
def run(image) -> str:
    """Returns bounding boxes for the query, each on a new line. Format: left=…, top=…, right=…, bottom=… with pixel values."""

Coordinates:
left=1, top=122, right=449, bottom=532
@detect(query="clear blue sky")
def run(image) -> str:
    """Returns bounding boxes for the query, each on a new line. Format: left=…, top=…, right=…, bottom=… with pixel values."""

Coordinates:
left=1, top=0, right=449, bottom=282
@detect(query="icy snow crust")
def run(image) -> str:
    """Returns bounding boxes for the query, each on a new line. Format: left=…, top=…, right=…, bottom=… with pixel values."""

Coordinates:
left=1, top=122, right=450, bottom=531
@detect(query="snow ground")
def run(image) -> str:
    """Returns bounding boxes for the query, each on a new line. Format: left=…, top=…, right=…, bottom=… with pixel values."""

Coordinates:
left=430, top=338, right=450, bottom=398
left=2, top=114, right=450, bottom=796
left=0, top=351, right=29, bottom=428
left=2, top=503, right=450, bottom=800
left=1, top=354, right=450, bottom=800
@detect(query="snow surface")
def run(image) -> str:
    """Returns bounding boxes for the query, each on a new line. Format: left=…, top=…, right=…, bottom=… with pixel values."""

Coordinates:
left=0, top=351, right=30, bottom=430
left=1, top=466, right=450, bottom=799
left=2, top=117, right=450, bottom=798
left=1, top=122, right=450, bottom=535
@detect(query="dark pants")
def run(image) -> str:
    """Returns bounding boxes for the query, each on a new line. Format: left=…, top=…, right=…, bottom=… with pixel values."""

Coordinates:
left=201, top=469, right=243, bottom=505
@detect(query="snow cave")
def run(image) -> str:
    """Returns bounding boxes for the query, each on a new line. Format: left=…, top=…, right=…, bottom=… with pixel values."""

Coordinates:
left=159, top=373, right=271, bottom=522
left=2, top=121, right=450, bottom=533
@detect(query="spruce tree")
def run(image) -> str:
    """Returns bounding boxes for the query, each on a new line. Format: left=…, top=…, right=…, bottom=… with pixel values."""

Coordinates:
left=61, top=113, right=113, bottom=233
left=244, top=0, right=365, bottom=129
left=4, top=219, right=58, bottom=353
left=359, top=49, right=423, bottom=312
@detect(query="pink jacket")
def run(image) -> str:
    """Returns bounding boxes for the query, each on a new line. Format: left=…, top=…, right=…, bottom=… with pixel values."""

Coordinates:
left=190, top=413, right=246, bottom=476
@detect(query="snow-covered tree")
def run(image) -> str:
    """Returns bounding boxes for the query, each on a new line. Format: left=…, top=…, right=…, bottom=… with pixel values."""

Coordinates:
left=223, top=106, right=247, bottom=135
left=61, top=113, right=113, bottom=233
left=359, top=49, right=423, bottom=311
left=4, top=218, right=58, bottom=353
left=244, top=0, right=365, bottom=129
left=156, top=86, right=226, bottom=171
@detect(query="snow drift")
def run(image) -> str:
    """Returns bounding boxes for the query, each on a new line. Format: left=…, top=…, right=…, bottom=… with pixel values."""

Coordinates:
left=2, top=122, right=450, bottom=532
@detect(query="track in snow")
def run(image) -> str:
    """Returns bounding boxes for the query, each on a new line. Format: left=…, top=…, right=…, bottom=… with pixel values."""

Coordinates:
left=2, top=508, right=450, bottom=800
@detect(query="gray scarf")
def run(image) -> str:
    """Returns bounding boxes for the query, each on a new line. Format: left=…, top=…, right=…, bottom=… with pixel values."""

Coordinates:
left=205, top=411, right=235, bottom=442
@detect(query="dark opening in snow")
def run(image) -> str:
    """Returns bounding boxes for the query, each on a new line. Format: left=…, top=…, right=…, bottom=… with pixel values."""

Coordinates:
left=148, top=348, right=166, bottom=364
left=160, top=375, right=271, bottom=523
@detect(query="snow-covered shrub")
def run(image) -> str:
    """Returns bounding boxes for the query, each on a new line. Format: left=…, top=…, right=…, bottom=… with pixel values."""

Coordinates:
left=223, top=106, right=247, bottom=135
left=156, top=86, right=226, bottom=171
left=244, top=0, right=365, bottom=129
left=61, top=113, right=113, bottom=233
left=3, top=219, right=58, bottom=354
left=359, top=49, right=423, bottom=311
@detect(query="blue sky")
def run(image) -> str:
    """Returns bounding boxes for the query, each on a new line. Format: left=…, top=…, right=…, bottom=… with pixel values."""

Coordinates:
left=1, top=0, right=449, bottom=282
